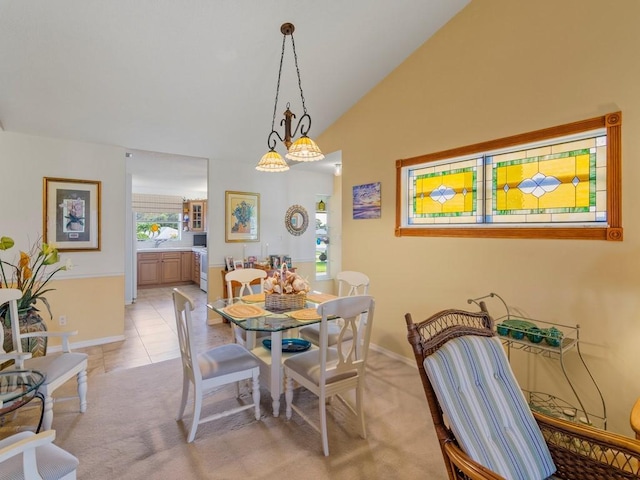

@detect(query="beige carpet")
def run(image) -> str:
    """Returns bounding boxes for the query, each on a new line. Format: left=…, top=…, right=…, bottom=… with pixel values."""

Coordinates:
left=9, top=350, right=448, bottom=479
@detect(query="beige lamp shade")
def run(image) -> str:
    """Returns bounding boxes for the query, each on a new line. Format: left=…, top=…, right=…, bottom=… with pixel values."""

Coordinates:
left=256, top=150, right=290, bottom=172
left=285, top=136, right=325, bottom=162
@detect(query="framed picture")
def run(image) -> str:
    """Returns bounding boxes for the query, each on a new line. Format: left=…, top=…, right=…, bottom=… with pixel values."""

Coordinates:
left=269, top=255, right=281, bottom=269
left=282, top=255, right=292, bottom=268
left=353, top=182, right=381, bottom=220
left=43, top=177, right=101, bottom=251
left=233, top=260, right=244, bottom=270
left=247, top=255, right=257, bottom=268
left=225, top=256, right=234, bottom=271
left=225, top=191, right=260, bottom=243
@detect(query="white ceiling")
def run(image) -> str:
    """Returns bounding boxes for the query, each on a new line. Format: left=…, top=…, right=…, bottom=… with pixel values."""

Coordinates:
left=0, top=0, right=469, bottom=190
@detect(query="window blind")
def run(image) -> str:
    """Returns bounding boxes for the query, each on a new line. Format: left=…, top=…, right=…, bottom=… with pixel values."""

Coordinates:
left=132, top=194, right=183, bottom=214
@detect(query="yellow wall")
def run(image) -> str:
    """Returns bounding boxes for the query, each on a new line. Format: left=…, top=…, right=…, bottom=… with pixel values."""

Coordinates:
left=318, top=0, right=640, bottom=434
left=46, top=277, right=125, bottom=347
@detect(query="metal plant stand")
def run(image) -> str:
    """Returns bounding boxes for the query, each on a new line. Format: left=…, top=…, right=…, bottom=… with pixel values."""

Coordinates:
left=468, top=292, right=607, bottom=430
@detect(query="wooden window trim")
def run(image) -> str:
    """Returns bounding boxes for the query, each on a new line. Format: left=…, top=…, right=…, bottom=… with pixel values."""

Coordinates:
left=395, top=112, right=622, bottom=241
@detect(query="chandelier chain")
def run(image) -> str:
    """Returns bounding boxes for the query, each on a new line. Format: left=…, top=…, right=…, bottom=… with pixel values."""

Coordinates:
left=290, top=34, right=307, bottom=115
left=271, top=34, right=287, bottom=133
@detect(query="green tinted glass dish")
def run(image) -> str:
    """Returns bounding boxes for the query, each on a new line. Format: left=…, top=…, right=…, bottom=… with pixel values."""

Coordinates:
left=501, top=319, right=537, bottom=340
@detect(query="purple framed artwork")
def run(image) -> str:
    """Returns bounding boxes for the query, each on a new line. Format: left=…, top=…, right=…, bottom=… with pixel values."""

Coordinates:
left=353, top=182, right=381, bottom=220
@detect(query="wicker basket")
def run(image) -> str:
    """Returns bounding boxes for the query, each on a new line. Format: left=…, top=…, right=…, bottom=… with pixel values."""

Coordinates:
left=265, top=292, right=306, bottom=311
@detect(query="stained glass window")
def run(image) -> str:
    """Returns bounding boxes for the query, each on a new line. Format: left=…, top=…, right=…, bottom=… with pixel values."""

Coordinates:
left=396, top=112, right=622, bottom=241
left=488, top=135, right=606, bottom=224
left=408, top=157, right=482, bottom=224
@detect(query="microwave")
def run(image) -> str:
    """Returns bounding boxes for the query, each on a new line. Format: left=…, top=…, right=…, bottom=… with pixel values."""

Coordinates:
left=193, top=234, right=207, bottom=247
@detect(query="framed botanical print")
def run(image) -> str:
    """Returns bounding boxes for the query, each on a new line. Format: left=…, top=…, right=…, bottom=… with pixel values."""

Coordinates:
left=225, top=191, right=260, bottom=243
left=43, top=177, right=101, bottom=251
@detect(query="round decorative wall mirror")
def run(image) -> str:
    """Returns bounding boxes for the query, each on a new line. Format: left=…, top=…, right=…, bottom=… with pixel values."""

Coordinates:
left=285, top=205, right=309, bottom=236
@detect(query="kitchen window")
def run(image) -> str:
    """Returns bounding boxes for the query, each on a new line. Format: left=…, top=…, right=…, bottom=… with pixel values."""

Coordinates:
left=133, top=194, right=183, bottom=244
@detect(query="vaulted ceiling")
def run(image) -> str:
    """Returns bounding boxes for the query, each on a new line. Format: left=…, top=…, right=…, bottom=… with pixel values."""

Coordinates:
left=0, top=0, right=469, bottom=182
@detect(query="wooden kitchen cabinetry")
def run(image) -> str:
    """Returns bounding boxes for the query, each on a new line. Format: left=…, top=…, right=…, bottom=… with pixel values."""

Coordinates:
left=160, top=252, right=181, bottom=284
left=137, top=251, right=193, bottom=287
left=137, top=252, right=162, bottom=286
left=192, top=251, right=201, bottom=286
left=181, top=251, right=193, bottom=281
left=183, top=200, right=206, bottom=232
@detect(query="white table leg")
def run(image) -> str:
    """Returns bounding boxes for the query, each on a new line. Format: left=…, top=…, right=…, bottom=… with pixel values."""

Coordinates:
left=270, top=330, right=282, bottom=416
left=246, top=330, right=257, bottom=350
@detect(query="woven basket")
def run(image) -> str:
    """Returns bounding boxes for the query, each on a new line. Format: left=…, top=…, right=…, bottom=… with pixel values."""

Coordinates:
left=265, top=292, right=306, bottom=311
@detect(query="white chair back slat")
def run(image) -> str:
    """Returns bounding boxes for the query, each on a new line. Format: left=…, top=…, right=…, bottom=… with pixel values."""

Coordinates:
left=336, top=271, right=370, bottom=297
left=225, top=268, right=267, bottom=300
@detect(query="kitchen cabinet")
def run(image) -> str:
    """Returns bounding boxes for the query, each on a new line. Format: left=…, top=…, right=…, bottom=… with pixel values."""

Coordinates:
left=138, top=253, right=161, bottom=286
left=183, top=200, right=206, bottom=232
left=192, top=251, right=201, bottom=286
left=161, top=252, right=181, bottom=284
left=137, top=251, right=194, bottom=287
left=181, top=251, right=193, bottom=281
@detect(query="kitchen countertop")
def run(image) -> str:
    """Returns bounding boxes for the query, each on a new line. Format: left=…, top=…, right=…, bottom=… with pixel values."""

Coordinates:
left=137, top=247, right=207, bottom=253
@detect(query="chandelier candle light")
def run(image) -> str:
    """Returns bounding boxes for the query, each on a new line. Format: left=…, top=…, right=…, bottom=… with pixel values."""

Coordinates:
left=256, top=23, right=324, bottom=173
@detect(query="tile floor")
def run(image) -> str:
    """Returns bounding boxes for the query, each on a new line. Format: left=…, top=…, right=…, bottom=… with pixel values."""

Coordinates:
left=78, top=284, right=230, bottom=376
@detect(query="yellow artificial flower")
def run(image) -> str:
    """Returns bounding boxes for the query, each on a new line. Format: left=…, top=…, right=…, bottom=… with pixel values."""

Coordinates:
left=0, top=235, right=67, bottom=319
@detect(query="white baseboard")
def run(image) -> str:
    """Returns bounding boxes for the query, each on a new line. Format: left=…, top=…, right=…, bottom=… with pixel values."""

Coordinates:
left=46, top=334, right=126, bottom=353
left=369, top=342, right=416, bottom=368
left=46, top=333, right=417, bottom=372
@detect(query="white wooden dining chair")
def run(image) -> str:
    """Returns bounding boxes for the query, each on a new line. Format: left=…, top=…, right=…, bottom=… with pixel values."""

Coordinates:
left=0, top=430, right=79, bottom=480
left=225, top=268, right=270, bottom=349
left=299, top=271, right=370, bottom=352
left=284, top=295, right=375, bottom=456
left=173, top=288, right=261, bottom=443
left=0, top=288, right=88, bottom=431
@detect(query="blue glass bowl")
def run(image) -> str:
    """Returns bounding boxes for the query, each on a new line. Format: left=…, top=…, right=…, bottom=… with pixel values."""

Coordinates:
left=262, top=338, right=311, bottom=353
left=496, top=323, right=510, bottom=336
left=510, top=330, right=525, bottom=340
left=526, top=327, right=544, bottom=343
left=544, top=327, right=563, bottom=347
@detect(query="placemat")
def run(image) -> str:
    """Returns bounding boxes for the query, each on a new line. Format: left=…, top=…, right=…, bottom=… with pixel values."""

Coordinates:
left=289, top=308, right=321, bottom=321
left=307, top=293, right=338, bottom=304
left=223, top=303, right=267, bottom=319
left=241, top=293, right=265, bottom=303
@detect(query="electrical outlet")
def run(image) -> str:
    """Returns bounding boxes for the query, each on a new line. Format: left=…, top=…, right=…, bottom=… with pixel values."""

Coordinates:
left=59, top=315, right=67, bottom=326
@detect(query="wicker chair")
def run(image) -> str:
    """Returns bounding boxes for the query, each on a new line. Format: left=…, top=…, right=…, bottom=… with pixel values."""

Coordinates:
left=405, top=308, right=640, bottom=480
left=631, top=398, right=640, bottom=441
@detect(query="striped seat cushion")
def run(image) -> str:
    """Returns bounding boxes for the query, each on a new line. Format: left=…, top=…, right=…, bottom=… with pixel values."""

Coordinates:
left=0, top=431, right=79, bottom=480
left=423, top=335, right=556, bottom=480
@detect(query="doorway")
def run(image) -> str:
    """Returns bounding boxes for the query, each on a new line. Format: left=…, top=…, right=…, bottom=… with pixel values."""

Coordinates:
left=125, top=150, right=208, bottom=304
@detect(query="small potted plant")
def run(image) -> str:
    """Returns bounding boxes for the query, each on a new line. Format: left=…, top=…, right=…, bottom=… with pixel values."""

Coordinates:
left=0, top=235, right=71, bottom=356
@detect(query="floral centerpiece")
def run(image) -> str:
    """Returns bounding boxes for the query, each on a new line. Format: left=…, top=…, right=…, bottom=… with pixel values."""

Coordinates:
left=0, top=235, right=70, bottom=356
left=263, top=267, right=310, bottom=311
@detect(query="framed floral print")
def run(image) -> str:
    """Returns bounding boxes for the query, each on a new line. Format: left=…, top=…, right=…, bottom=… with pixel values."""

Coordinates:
left=225, top=191, right=260, bottom=243
left=43, top=177, right=101, bottom=251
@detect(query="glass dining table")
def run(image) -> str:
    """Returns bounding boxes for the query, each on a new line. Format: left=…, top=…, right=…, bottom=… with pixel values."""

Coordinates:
left=208, top=293, right=336, bottom=416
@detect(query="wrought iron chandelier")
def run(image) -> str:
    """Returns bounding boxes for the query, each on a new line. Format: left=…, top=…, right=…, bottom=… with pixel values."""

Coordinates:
left=256, top=23, right=324, bottom=173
